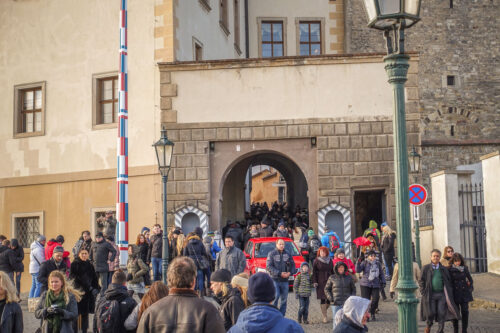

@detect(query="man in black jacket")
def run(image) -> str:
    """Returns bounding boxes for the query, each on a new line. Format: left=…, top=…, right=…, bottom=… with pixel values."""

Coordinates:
left=37, top=246, right=67, bottom=293
left=147, top=224, right=164, bottom=282
left=90, top=232, right=117, bottom=294
left=94, top=269, right=137, bottom=333
left=0, top=240, right=16, bottom=281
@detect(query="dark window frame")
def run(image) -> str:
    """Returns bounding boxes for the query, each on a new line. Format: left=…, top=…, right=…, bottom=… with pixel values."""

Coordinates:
left=97, top=76, right=119, bottom=125
left=261, top=21, right=284, bottom=58
left=299, top=21, right=322, bottom=56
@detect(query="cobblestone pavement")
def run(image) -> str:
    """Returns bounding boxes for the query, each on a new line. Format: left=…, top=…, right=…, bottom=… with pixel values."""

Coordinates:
left=21, top=286, right=499, bottom=332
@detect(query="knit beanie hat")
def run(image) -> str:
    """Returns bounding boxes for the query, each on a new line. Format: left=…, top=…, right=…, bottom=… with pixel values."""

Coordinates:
left=248, top=272, right=275, bottom=303
left=307, top=230, right=314, bottom=237
left=53, top=246, right=64, bottom=254
left=211, top=269, right=232, bottom=283
left=335, top=248, right=345, bottom=255
left=231, top=275, right=249, bottom=288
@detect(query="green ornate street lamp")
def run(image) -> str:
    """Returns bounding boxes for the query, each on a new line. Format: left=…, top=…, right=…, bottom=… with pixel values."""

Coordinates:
left=361, top=1, right=422, bottom=332
left=409, top=146, right=422, bottom=268
left=153, top=126, right=174, bottom=284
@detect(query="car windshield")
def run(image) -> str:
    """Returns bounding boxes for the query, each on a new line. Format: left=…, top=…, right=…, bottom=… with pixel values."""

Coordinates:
left=254, top=241, right=300, bottom=258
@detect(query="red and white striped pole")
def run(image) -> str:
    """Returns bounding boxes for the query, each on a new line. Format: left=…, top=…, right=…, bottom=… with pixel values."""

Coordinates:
left=117, top=0, right=129, bottom=266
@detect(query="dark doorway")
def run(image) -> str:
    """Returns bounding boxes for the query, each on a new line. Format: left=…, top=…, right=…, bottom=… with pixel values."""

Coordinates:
left=353, top=190, right=386, bottom=237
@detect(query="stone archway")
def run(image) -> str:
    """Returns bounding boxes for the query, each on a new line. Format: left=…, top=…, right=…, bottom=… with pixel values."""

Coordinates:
left=174, top=206, right=209, bottom=236
left=210, top=139, right=318, bottom=231
left=318, top=202, right=352, bottom=258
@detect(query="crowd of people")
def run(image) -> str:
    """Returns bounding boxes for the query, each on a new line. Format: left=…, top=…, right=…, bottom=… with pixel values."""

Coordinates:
left=0, top=206, right=475, bottom=333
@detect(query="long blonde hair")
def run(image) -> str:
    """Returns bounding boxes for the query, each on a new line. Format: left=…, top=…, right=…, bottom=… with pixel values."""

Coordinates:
left=0, top=271, right=19, bottom=303
left=231, top=273, right=249, bottom=307
left=176, top=234, right=185, bottom=254
left=48, top=271, right=84, bottom=304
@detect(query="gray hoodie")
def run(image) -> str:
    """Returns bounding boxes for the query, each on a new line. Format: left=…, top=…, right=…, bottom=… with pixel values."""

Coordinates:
left=334, top=296, right=371, bottom=328
left=29, top=241, right=46, bottom=274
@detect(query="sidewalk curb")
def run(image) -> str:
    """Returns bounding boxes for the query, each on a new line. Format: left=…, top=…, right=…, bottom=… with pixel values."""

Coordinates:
left=470, top=297, right=500, bottom=311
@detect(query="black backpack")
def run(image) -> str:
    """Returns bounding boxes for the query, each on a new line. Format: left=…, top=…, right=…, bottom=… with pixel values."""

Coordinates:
left=95, top=298, right=120, bottom=332
left=309, top=237, right=321, bottom=254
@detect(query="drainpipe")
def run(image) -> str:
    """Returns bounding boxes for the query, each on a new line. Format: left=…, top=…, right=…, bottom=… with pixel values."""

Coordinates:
left=244, top=0, right=249, bottom=58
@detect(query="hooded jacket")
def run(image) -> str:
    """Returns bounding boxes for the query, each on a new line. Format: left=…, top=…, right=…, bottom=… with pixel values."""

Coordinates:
left=228, top=303, right=304, bottom=333
left=324, top=262, right=356, bottom=306
left=363, top=220, right=381, bottom=245
left=182, top=235, right=208, bottom=269
left=127, top=244, right=149, bottom=284
left=0, top=245, right=16, bottom=273
left=321, top=231, right=344, bottom=257
left=10, top=239, right=24, bottom=272
left=94, top=283, right=137, bottom=333
left=333, top=296, right=370, bottom=333
left=44, top=240, right=61, bottom=260
left=89, top=238, right=117, bottom=273
left=356, top=257, right=386, bottom=288
left=293, top=263, right=312, bottom=297
left=29, top=240, right=46, bottom=274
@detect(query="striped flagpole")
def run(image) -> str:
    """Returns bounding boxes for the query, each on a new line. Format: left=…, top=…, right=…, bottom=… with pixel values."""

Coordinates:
left=117, top=0, right=129, bottom=266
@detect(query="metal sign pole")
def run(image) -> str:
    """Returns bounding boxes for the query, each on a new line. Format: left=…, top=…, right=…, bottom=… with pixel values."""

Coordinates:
left=413, top=205, right=421, bottom=267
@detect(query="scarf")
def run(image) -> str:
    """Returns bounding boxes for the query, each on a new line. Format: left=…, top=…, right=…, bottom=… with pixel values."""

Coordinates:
left=368, top=260, right=379, bottom=281
left=45, top=290, right=66, bottom=333
left=453, top=264, right=465, bottom=272
left=317, top=256, right=331, bottom=264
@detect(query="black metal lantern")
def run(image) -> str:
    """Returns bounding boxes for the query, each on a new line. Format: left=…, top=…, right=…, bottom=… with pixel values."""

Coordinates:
left=153, top=127, right=174, bottom=177
left=363, top=0, right=422, bottom=30
left=408, top=145, right=421, bottom=174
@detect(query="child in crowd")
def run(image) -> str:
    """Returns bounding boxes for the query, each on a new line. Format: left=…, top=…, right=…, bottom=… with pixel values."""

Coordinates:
left=293, top=262, right=312, bottom=324
left=324, top=261, right=356, bottom=330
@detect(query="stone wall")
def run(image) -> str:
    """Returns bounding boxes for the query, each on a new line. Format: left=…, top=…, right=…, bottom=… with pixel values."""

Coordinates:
left=345, top=0, right=500, bottom=216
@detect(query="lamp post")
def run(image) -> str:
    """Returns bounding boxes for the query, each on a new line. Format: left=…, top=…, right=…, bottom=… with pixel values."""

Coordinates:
left=409, top=145, right=422, bottom=267
left=153, top=127, right=174, bottom=284
left=361, top=1, right=422, bottom=332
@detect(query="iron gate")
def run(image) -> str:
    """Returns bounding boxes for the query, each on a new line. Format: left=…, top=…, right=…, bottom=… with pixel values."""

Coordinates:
left=459, top=183, right=487, bottom=273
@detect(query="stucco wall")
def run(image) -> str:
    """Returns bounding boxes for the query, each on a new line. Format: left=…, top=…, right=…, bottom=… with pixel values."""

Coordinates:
left=169, top=57, right=394, bottom=124
left=248, top=0, right=342, bottom=57
left=0, top=0, right=160, bottom=179
left=175, top=0, right=246, bottom=60
left=481, top=152, right=500, bottom=274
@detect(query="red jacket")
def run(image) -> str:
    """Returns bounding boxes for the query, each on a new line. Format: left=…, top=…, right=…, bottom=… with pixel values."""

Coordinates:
left=332, top=257, right=356, bottom=274
left=44, top=240, right=61, bottom=260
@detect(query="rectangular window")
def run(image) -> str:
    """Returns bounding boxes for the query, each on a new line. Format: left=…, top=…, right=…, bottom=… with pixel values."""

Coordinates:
left=97, top=76, right=119, bottom=124
left=447, top=75, right=455, bottom=86
left=261, top=21, right=283, bottom=57
left=195, top=43, right=203, bottom=61
left=11, top=212, right=44, bottom=248
left=233, top=0, right=240, bottom=52
left=220, top=0, right=229, bottom=34
left=299, top=21, right=322, bottom=56
left=14, top=82, right=46, bottom=137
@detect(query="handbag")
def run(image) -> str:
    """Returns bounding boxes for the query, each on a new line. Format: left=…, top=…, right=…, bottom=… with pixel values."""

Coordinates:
left=189, top=243, right=210, bottom=271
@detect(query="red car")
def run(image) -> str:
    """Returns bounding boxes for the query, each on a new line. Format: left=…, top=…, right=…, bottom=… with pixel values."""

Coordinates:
left=243, top=237, right=308, bottom=287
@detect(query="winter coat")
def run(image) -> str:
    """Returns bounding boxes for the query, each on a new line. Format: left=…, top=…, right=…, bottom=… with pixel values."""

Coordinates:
left=102, top=217, right=117, bottom=239
left=333, top=296, right=370, bottom=333
left=182, top=235, right=209, bottom=270
left=124, top=302, right=141, bottom=331
left=215, top=246, right=246, bottom=277
left=312, top=257, right=334, bottom=300
left=44, top=240, right=62, bottom=261
left=333, top=317, right=368, bottom=333
left=71, top=238, right=93, bottom=258
left=89, top=239, right=117, bottom=273
left=37, top=258, right=68, bottom=293
left=448, top=265, right=473, bottom=304
left=94, top=283, right=137, bottom=333
left=211, top=241, right=222, bottom=260
left=321, top=231, right=344, bottom=257
left=307, top=236, right=321, bottom=262
left=107, top=240, right=120, bottom=272
left=390, top=262, right=421, bottom=297
left=35, top=291, right=78, bottom=333
left=215, top=286, right=246, bottom=331
left=298, top=232, right=309, bottom=250
left=258, top=225, right=274, bottom=238
left=226, top=227, right=244, bottom=249
left=293, top=271, right=312, bottom=297
left=333, top=257, right=356, bottom=274
left=324, top=262, right=356, bottom=305
left=127, top=245, right=149, bottom=284
left=147, top=233, right=163, bottom=260
left=380, top=232, right=396, bottom=255
left=0, top=245, right=16, bottom=273
left=356, top=258, right=385, bottom=289
left=10, top=239, right=24, bottom=273
left=228, top=303, right=304, bottom=333
left=69, top=258, right=99, bottom=315
left=137, top=288, right=225, bottom=333
left=0, top=301, right=23, bottom=333
left=419, top=263, right=460, bottom=322
left=138, top=242, right=149, bottom=264
left=30, top=241, right=46, bottom=274
left=273, top=229, right=290, bottom=238
left=266, top=248, right=296, bottom=282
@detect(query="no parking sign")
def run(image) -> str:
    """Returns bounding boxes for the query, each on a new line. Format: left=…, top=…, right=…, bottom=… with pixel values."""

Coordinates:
left=409, top=184, right=427, bottom=206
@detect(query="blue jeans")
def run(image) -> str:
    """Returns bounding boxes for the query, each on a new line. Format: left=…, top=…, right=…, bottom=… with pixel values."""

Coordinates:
left=332, top=305, right=342, bottom=329
left=195, top=269, right=205, bottom=291
left=273, top=280, right=289, bottom=316
left=298, top=296, right=310, bottom=321
left=29, top=273, right=42, bottom=298
left=151, top=257, right=162, bottom=281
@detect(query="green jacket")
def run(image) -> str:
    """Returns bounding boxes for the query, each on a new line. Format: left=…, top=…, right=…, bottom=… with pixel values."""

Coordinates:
left=293, top=271, right=312, bottom=297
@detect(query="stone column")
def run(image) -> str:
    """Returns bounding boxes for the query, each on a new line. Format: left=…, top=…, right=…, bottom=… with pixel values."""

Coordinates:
left=480, top=151, right=500, bottom=274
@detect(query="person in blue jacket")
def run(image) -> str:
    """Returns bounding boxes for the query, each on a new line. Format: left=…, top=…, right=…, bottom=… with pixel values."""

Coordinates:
left=321, top=227, right=344, bottom=257
left=228, top=272, right=304, bottom=333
